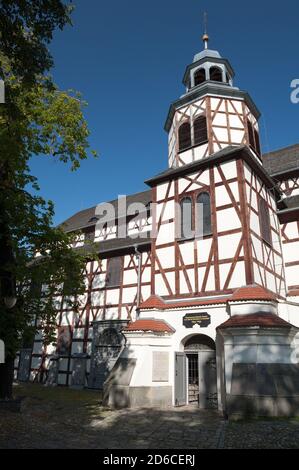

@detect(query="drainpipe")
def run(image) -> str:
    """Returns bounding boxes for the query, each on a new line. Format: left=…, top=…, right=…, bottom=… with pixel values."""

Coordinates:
left=134, top=245, right=142, bottom=314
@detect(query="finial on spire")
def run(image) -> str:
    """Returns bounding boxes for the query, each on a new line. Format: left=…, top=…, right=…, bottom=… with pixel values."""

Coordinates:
left=202, top=11, right=209, bottom=50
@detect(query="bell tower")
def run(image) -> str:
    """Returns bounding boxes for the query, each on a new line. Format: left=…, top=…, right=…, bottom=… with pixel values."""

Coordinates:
left=165, top=33, right=262, bottom=168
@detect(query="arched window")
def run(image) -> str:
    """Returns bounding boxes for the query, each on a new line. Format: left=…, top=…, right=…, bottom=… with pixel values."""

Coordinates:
left=178, top=122, right=191, bottom=151
left=194, top=116, right=208, bottom=146
left=247, top=119, right=261, bottom=155
left=102, top=222, right=108, bottom=240
left=106, top=256, right=122, bottom=287
left=194, top=68, right=206, bottom=86
left=254, top=129, right=261, bottom=155
left=247, top=119, right=255, bottom=149
left=196, top=192, right=212, bottom=237
left=180, top=197, right=193, bottom=239
left=258, top=198, right=272, bottom=245
left=209, top=66, right=223, bottom=82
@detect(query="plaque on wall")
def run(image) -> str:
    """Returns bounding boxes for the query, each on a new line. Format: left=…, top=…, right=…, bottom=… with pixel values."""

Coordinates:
left=183, top=312, right=211, bottom=328
left=152, top=351, right=169, bottom=382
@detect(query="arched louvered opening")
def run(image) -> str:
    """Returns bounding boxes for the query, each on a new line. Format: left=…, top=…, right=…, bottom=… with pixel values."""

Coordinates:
left=180, top=197, right=193, bottom=239
left=194, top=68, right=206, bottom=86
left=209, top=66, right=223, bottom=82
left=194, top=115, right=208, bottom=146
left=196, top=192, right=212, bottom=237
left=178, top=121, right=191, bottom=152
left=258, top=198, right=272, bottom=245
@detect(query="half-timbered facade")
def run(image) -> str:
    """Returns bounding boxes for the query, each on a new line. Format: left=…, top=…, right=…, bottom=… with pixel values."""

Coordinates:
left=16, top=37, right=299, bottom=417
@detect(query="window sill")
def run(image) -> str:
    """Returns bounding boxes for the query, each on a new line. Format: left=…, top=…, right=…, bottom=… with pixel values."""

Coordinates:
left=179, top=141, right=209, bottom=154
left=176, top=233, right=213, bottom=243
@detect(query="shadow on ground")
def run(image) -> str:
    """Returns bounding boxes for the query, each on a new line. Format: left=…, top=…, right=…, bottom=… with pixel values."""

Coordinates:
left=0, top=383, right=299, bottom=449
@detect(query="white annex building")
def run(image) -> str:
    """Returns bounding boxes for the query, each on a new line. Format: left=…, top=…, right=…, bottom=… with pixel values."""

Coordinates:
left=16, top=35, right=299, bottom=417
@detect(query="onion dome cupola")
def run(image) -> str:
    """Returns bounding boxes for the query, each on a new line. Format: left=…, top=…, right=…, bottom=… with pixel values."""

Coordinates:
left=165, top=33, right=261, bottom=169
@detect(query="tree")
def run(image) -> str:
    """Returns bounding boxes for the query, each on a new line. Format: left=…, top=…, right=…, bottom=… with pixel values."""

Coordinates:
left=0, top=0, right=73, bottom=85
left=0, top=2, right=98, bottom=399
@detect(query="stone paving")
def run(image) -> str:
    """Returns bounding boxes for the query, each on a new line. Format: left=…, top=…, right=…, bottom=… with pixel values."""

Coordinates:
left=1, top=384, right=299, bottom=449
left=86, top=407, right=223, bottom=449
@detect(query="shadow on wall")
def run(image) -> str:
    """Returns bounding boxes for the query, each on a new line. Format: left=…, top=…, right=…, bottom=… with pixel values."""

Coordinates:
left=225, top=338, right=299, bottom=418
left=102, top=350, right=136, bottom=408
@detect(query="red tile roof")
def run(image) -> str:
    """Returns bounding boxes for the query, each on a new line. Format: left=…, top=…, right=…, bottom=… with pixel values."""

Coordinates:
left=139, top=285, right=277, bottom=311
left=124, top=319, right=175, bottom=333
left=139, top=295, right=228, bottom=310
left=287, top=289, right=299, bottom=297
left=230, top=285, right=277, bottom=302
left=138, top=295, right=166, bottom=309
left=217, top=312, right=295, bottom=330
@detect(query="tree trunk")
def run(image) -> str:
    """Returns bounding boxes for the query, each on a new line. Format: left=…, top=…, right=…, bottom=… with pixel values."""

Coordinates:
left=0, top=357, right=15, bottom=400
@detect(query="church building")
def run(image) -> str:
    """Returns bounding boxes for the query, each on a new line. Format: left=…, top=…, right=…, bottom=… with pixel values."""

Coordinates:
left=16, top=34, right=299, bottom=417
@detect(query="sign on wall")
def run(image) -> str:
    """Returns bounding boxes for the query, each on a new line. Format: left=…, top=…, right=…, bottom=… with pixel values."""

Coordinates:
left=183, top=313, right=211, bottom=328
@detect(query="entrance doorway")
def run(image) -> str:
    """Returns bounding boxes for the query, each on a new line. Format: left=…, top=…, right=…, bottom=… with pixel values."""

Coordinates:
left=186, top=353, right=199, bottom=405
left=175, top=334, right=217, bottom=409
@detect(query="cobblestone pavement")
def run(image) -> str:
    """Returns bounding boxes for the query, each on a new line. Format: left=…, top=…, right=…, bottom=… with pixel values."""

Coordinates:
left=1, top=384, right=299, bottom=449
left=223, top=420, right=299, bottom=449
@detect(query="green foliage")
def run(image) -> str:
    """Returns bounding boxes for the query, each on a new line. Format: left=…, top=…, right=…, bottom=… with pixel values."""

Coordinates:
left=0, top=0, right=73, bottom=85
left=0, top=1, right=98, bottom=360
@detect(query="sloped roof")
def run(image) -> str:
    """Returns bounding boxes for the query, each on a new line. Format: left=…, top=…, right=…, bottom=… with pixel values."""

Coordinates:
left=262, top=144, right=299, bottom=176
left=230, top=285, right=277, bottom=302
left=139, top=294, right=230, bottom=310
left=217, top=312, right=295, bottom=330
left=60, top=190, right=152, bottom=233
left=139, top=285, right=277, bottom=311
left=125, top=319, right=175, bottom=333
left=74, top=236, right=151, bottom=257
left=283, top=195, right=299, bottom=209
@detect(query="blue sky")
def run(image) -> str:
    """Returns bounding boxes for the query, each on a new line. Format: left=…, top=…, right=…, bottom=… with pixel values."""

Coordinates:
left=29, top=0, right=299, bottom=225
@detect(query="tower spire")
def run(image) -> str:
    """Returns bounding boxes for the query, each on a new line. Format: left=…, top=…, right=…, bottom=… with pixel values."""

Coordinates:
left=202, top=11, right=209, bottom=50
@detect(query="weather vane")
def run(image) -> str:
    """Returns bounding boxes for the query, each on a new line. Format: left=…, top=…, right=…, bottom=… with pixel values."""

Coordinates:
left=202, top=11, right=209, bottom=50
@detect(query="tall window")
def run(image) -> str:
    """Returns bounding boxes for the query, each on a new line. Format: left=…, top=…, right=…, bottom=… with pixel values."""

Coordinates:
left=247, top=119, right=261, bottom=155
left=210, top=66, right=223, bottom=82
left=84, top=227, right=95, bottom=243
left=194, top=68, right=206, bottom=86
left=196, top=192, right=212, bottom=236
left=180, top=197, right=193, bottom=239
left=258, top=198, right=272, bottom=245
left=194, top=116, right=208, bottom=146
left=57, top=326, right=72, bottom=355
left=254, top=129, right=261, bottom=155
left=247, top=119, right=255, bottom=149
left=178, top=122, right=191, bottom=151
left=106, top=257, right=122, bottom=287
